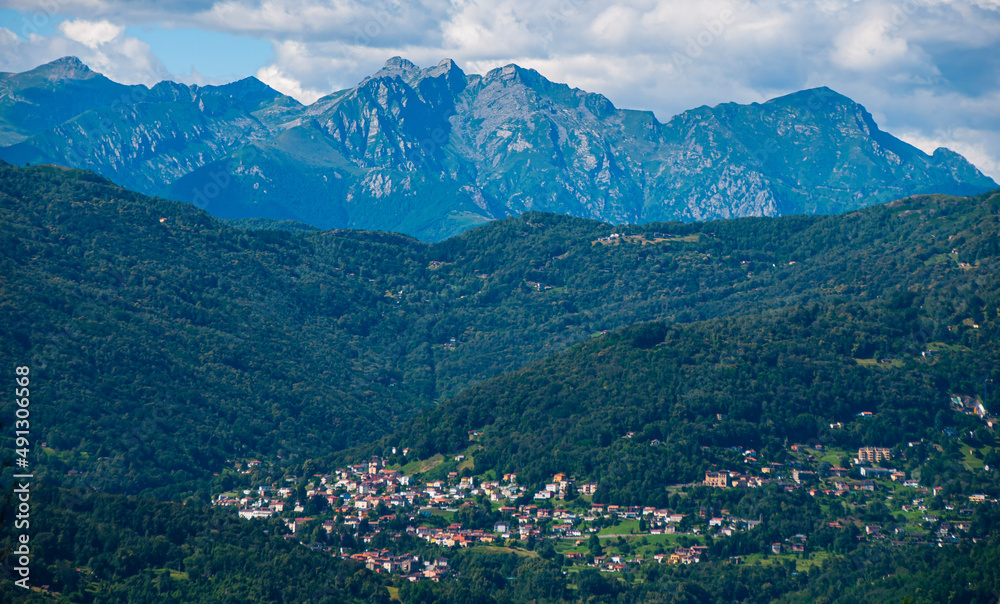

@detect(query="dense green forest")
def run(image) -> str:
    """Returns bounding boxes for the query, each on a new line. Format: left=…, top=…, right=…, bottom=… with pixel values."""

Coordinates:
left=2, top=161, right=1000, bottom=601
left=0, top=483, right=393, bottom=603
left=1, top=161, right=997, bottom=497
left=376, top=287, right=999, bottom=503
left=357, top=185, right=1000, bottom=502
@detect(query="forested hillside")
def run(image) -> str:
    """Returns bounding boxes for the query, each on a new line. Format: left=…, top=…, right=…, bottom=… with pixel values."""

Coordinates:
left=2, top=161, right=1000, bottom=602
left=0, top=484, right=392, bottom=603
left=383, top=286, right=999, bottom=504
left=1, top=161, right=998, bottom=498
left=364, top=186, right=1000, bottom=501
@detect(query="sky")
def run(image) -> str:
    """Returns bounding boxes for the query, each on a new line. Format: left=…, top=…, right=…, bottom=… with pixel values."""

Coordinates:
left=0, top=0, right=998, bottom=179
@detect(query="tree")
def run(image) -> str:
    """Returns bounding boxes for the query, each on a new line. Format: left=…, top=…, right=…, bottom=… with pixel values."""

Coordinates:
left=536, top=539, right=556, bottom=559
left=575, top=568, right=615, bottom=597
left=588, top=534, right=603, bottom=557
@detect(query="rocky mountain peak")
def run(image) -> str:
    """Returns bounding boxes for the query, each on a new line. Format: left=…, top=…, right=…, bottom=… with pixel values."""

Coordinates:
left=364, top=56, right=422, bottom=83
left=31, top=56, right=96, bottom=81
left=762, top=86, right=860, bottom=120
left=384, top=56, right=418, bottom=70
left=424, top=58, right=464, bottom=80
left=0, top=58, right=995, bottom=242
left=210, top=76, right=297, bottom=106
left=482, top=63, right=544, bottom=86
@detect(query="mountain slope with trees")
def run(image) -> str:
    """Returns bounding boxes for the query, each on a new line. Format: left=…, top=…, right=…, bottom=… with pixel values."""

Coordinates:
left=1, top=160, right=997, bottom=500
left=363, top=188, right=1000, bottom=501
left=1, top=163, right=999, bottom=602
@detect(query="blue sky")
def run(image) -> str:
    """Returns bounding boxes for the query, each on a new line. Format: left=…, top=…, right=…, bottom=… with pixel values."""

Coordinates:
left=0, top=0, right=998, bottom=179
left=125, top=26, right=273, bottom=81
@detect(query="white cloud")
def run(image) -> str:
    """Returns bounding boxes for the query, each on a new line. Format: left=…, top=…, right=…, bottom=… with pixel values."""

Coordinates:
left=832, top=16, right=910, bottom=70
left=198, top=0, right=366, bottom=36
left=898, top=127, right=1000, bottom=179
left=588, top=5, right=642, bottom=47
left=441, top=1, right=542, bottom=58
left=58, top=19, right=124, bottom=49
left=0, top=17, right=170, bottom=86
left=255, top=63, right=325, bottom=104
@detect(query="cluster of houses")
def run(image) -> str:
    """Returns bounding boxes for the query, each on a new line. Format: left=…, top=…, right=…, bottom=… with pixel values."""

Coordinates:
left=215, top=432, right=996, bottom=579
left=217, top=455, right=529, bottom=521
left=704, top=447, right=910, bottom=496
left=349, top=551, right=451, bottom=581
left=705, top=441, right=998, bottom=504
left=216, top=456, right=740, bottom=573
left=703, top=442, right=999, bottom=548
left=593, top=233, right=624, bottom=244
left=568, top=545, right=709, bottom=572
left=531, top=473, right=597, bottom=500
left=392, top=501, right=704, bottom=548
left=951, top=394, right=999, bottom=429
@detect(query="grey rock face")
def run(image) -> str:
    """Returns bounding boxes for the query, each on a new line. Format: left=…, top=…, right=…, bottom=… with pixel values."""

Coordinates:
left=1, top=57, right=994, bottom=240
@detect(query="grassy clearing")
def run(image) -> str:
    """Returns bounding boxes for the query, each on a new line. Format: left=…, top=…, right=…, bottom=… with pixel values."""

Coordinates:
left=925, top=341, right=971, bottom=353
left=740, top=552, right=821, bottom=569
left=152, top=568, right=189, bottom=581
left=397, top=453, right=444, bottom=475
left=555, top=540, right=589, bottom=554
left=599, top=519, right=641, bottom=535
left=923, top=253, right=956, bottom=266
left=478, top=545, right=539, bottom=558
left=962, top=445, right=992, bottom=470
left=419, top=508, right=456, bottom=521
left=816, top=447, right=850, bottom=465
left=624, top=234, right=701, bottom=244
left=854, top=358, right=903, bottom=368
left=794, top=551, right=831, bottom=571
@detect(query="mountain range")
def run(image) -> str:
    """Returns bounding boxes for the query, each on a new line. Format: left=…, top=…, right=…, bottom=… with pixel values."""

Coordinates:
left=1, top=56, right=995, bottom=240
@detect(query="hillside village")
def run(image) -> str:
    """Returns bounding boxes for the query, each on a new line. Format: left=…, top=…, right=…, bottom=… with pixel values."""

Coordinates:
left=213, top=400, right=998, bottom=582
left=214, top=454, right=723, bottom=578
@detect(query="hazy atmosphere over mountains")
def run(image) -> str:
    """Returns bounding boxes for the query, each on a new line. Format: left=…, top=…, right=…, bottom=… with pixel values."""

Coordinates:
left=0, top=56, right=995, bottom=240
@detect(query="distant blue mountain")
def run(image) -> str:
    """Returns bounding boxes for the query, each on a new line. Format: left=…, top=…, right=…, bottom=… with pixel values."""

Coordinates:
left=2, top=56, right=995, bottom=240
